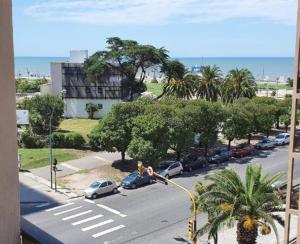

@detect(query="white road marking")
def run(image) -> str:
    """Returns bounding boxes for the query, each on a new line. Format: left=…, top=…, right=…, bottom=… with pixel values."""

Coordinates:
left=53, top=206, right=82, bottom=216
left=81, top=219, right=114, bottom=232
left=62, top=210, right=92, bottom=221
left=60, top=163, right=81, bottom=172
left=35, top=203, right=50, bottom=208
left=94, top=156, right=112, bottom=163
left=45, top=202, right=74, bottom=212
left=84, top=199, right=95, bottom=204
left=72, top=214, right=103, bottom=226
left=97, top=204, right=127, bottom=218
left=92, top=225, right=125, bottom=238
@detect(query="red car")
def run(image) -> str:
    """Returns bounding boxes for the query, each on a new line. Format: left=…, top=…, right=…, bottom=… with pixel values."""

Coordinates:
left=232, top=143, right=255, bottom=157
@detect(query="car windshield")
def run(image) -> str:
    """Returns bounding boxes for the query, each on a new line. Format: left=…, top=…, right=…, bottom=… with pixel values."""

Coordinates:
left=126, top=171, right=138, bottom=180
left=276, top=134, right=285, bottom=139
left=90, top=182, right=100, bottom=188
left=159, top=164, right=170, bottom=170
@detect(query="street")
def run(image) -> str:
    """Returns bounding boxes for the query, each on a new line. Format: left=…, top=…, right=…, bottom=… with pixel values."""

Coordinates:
left=21, top=145, right=296, bottom=244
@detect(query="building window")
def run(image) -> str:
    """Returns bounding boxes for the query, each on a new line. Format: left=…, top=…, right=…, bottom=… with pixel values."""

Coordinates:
left=85, top=87, right=91, bottom=95
left=98, top=87, right=103, bottom=95
left=98, top=104, right=103, bottom=109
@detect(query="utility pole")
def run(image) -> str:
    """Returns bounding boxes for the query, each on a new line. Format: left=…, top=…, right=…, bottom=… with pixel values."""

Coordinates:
left=49, top=108, right=54, bottom=189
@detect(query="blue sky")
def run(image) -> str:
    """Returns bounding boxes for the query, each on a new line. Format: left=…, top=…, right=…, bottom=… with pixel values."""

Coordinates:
left=13, top=0, right=297, bottom=57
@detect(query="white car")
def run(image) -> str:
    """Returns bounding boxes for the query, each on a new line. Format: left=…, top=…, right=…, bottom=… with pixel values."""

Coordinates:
left=275, top=133, right=290, bottom=145
left=84, top=179, right=118, bottom=199
left=159, top=161, right=183, bottom=179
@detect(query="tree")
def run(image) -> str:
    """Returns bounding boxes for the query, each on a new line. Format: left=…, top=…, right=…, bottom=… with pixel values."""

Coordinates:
left=221, top=68, right=257, bottom=104
left=84, top=37, right=169, bottom=100
left=91, top=102, right=145, bottom=162
left=85, top=103, right=99, bottom=119
left=18, top=94, right=64, bottom=135
left=287, top=77, right=293, bottom=87
left=195, top=65, right=222, bottom=102
left=128, top=114, right=170, bottom=163
left=197, top=164, right=284, bottom=244
left=168, top=109, right=194, bottom=160
left=280, top=113, right=291, bottom=132
left=164, top=75, right=195, bottom=99
left=223, top=104, right=251, bottom=151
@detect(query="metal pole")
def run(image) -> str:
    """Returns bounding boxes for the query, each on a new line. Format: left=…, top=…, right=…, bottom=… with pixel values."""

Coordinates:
left=49, top=108, right=54, bottom=189
left=54, top=168, right=57, bottom=192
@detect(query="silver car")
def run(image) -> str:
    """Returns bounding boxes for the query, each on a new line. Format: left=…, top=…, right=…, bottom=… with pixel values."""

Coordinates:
left=84, top=179, right=118, bottom=199
left=159, top=161, right=183, bottom=179
left=255, top=138, right=277, bottom=149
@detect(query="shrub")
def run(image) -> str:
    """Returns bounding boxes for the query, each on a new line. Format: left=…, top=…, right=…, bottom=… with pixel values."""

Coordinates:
left=64, top=132, right=85, bottom=149
left=51, top=132, right=66, bottom=148
left=20, top=129, right=45, bottom=148
left=88, top=127, right=101, bottom=149
left=85, top=103, right=99, bottom=119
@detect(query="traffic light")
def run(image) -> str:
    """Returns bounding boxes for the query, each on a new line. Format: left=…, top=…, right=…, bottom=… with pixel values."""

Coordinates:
left=188, top=219, right=194, bottom=241
left=137, top=161, right=143, bottom=176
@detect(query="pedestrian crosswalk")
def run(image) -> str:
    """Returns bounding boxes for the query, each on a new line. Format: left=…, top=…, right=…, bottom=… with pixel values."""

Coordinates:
left=41, top=201, right=127, bottom=240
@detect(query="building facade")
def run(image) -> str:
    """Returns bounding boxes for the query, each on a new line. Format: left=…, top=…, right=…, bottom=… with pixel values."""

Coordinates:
left=50, top=52, right=129, bottom=118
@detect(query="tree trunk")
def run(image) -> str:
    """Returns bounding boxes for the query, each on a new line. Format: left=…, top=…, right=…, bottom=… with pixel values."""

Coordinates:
left=176, top=150, right=181, bottom=161
left=204, top=144, right=208, bottom=157
left=285, top=125, right=288, bottom=133
left=228, top=139, right=232, bottom=151
left=236, top=221, right=258, bottom=244
left=266, top=130, right=270, bottom=138
left=247, top=134, right=252, bottom=144
left=276, top=117, right=280, bottom=129
left=213, top=233, right=218, bottom=244
left=121, top=151, right=125, bottom=163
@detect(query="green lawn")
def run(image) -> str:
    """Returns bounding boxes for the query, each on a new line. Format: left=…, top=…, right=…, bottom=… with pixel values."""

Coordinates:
left=19, top=148, right=82, bottom=170
left=146, top=83, right=163, bottom=96
left=59, top=119, right=99, bottom=140
left=257, top=83, right=292, bottom=90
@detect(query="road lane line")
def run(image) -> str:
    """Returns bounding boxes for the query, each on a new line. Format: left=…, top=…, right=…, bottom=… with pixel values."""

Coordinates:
left=94, top=156, right=112, bottom=163
left=45, top=202, right=74, bottom=212
left=92, top=225, right=125, bottom=238
left=35, top=203, right=50, bottom=208
left=60, top=163, right=81, bottom=172
left=81, top=219, right=114, bottom=232
left=72, top=214, right=103, bottom=226
left=62, top=210, right=92, bottom=221
left=97, top=204, right=127, bottom=217
left=84, top=199, right=95, bottom=204
left=54, top=206, right=82, bottom=216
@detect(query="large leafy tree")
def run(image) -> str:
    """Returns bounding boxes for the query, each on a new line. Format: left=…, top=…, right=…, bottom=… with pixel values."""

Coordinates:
left=197, top=164, right=284, bottom=244
left=84, top=37, right=169, bottom=100
left=128, top=114, right=170, bottom=163
left=195, top=65, right=222, bottom=102
left=18, top=94, right=64, bottom=135
left=221, top=68, right=257, bottom=103
left=91, top=102, right=145, bottom=162
left=223, top=104, right=251, bottom=151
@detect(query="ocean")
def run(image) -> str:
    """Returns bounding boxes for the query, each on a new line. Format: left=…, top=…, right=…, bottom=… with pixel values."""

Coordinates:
left=15, top=56, right=294, bottom=81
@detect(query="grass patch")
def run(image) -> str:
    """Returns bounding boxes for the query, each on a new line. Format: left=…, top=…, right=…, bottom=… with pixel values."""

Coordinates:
left=19, top=148, right=83, bottom=170
left=257, top=83, right=292, bottom=90
left=59, top=119, right=99, bottom=140
left=146, top=83, right=163, bottom=96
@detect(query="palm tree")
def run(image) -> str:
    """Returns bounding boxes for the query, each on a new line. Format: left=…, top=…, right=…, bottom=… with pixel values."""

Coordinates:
left=197, top=164, right=284, bottom=244
left=164, top=74, right=196, bottom=100
left=221, top=68, right=257, bottom=103
left=195, top=65, right=222, bottom=102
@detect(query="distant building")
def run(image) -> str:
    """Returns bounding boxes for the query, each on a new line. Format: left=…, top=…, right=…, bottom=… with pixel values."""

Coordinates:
left=48, top=51, right=129, bottom=118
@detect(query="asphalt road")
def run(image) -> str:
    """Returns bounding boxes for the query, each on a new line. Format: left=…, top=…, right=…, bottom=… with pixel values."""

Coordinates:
left=21, top=145, right=297, bottom=244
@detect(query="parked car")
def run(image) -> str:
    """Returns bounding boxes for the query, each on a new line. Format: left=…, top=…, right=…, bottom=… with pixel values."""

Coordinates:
left=275, top=133, right=290, bottom=145
left=84, top=179, right=118, bottom=199
left=232, top=143, right=255, bottom=157
left=255, top=138, right=277, bottom=149
left=181, top=154, right=207, bottom=172
left=159, top=160, right=183, bottom=178
left=121, top=170, right=154, bottom=189
left=208, top=149, right=232, bottom=164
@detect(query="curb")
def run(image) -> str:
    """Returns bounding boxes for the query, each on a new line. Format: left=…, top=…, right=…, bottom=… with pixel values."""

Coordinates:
left=22, top=171, right=79, bottom=198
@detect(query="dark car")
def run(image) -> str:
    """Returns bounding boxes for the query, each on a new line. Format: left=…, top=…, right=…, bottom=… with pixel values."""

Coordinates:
left=121, top=170, right=154, bottom=189
left=181, top=154, right=207, bottom=172
left=208, top=149, right=232, bottom=164
left=232, top=143, right=255, bottom=158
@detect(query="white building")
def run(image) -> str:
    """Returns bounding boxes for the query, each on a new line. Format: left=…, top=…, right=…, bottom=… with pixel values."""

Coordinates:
left=48, top=51, right=128, bottom=118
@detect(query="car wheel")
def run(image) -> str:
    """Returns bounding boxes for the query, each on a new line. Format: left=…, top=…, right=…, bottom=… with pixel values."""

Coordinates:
left=180, top=170, right=183, bottom=175
left=131, top=184, right=136, bottom=189
left=113, top=188, right=118, bottom=194
left=149, top=178, right=153, bottom=184
left=91, top=193, right=97, bottom=199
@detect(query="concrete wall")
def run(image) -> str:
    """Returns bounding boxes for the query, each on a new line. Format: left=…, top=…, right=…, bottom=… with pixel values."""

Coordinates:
left=40, top=83, right=53, bottom=94
left=64, top=99, right=122, bottom=118
left=0, top=0, right=20, bottom=243
left=50, top=63, right=63, bottom=95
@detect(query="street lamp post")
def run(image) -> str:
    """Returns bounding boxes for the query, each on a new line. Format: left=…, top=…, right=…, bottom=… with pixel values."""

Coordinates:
left=49, top=108, right=54, bottom=189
